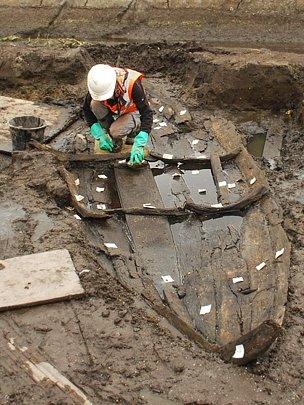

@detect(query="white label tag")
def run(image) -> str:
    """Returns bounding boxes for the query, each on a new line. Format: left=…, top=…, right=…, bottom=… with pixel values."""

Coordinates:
left=249, top=177, right=257, bottom=185
left=218, top=181, right=227, bottom=187
left=159, top=122, right=167, bottom=127
left=75, top=178, right=80, bottom=186
left=256, top=262, right=266, bottom=271
left=233, top=277, right=244, bottom=284
left=275, top=248, right=285, bottom=259
left=96, top=187, right=105, bottom=193
left=228, top=183, right=236, bottom=189
left=191, top=139, right=199, bottom=146
left=200, top=304, right=212, bottom=315
left=98, top=174, right=107, bottom=179
left=163, top=154, right=173, bottom=160
left=233, top=344, right=245, bottom=359
left=75, top=194, right=84, bottom=202
left=162, top=275, right=174, bottom=283
left=74, top=214, right=81, bottom=220
left=104, top=243, right=118, bottom=249
left=79, top=269, right=90, bottom=275
left=159, top=106, right=164, bottom=112
left=211, top=203, right=223, bottom=208
left=143, top=203, right=156, bottom=209
left=97, top=204, right=106, bottom=210
left=180, top=110, right=187, bottom=116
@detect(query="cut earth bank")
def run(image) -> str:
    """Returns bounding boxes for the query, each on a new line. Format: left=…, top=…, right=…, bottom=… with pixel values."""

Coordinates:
left=0, top=34, right=303, bottom=405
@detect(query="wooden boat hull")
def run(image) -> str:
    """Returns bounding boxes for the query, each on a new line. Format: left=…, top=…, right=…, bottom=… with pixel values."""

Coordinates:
left=57, top=116, right=290, bottom=365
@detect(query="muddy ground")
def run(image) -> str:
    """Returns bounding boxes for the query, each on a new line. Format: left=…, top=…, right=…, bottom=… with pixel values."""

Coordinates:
left=0, top=6, right=304, bottom=405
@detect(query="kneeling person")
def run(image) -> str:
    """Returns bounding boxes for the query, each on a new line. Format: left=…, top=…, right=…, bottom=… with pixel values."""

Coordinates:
left=83, top=64, right=153, bottom=165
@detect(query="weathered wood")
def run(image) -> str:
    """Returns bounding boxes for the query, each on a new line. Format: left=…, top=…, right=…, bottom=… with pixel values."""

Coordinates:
left=259, top=199, right=291, bottom=326
left=220, top=320, right=282, bottom=365
left=44, top=111, right=80, bottom=143
left=30, top=139, right=132, bottom=163
left=163, top=284, right=192, bottom=325
left=68, top=150, right=135, bottom=163
left=170, top=217, right=217, bottom=342
left=59, top=167, right=112, bottom=219
left=141, top=277, right=219, bottom=354
left=0, top=250, right=84, bottom=312
left=29, top=139, right=68, bottom=161
left=114, top=165, right=180, bottom=293
left=149, top=147, right=241, bottom=164
left=0, top=141, right=12, bottom=155
left=186, top=185, right=269, bottom=214
left=210, top=153, right=230, bottom=205
left=105, top=206, right=188, bottom=217
left=0, top=332, right=92, bottom=404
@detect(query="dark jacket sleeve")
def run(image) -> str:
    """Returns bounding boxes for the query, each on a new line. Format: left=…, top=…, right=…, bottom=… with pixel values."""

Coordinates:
left=83, top=92, right=98, bottom=127
left=131, top=79, right=153, bottom=134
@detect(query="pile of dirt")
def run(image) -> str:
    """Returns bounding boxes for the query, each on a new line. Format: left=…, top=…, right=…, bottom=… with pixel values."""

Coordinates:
left=2, top=41, right=304, bottom=113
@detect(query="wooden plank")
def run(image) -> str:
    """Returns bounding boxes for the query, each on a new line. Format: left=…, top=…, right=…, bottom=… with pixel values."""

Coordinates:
left=163, top=284, right=192, bottom=325
left=0, top=249, right=84, bottom=311
left=185, top=185, right=268, bottom=214
left=0, top=138, right=12, bottom=155
left=240, top=208, right=277, bottom=330
left=59, top=167, right=111, bottom=219
left=150, top=147, right=241, bottom=164
left=210, top=153, right=230, bottom=205
left=0, top=332, right=91, bottom=404
left=220, top=320, right=281, bottom=365
left=114, top=165, right=180, bottom=293
left=170, top=217, right=217, bottom=342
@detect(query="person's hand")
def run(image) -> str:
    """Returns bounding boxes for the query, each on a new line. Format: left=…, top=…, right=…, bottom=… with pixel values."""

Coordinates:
left=99, top=136, right=114, bottom=152
left=129, top=131, right=149, bottom=165
left=90, top=122, right=105, bottom=140
left=90, top=123, right=114, bottom=152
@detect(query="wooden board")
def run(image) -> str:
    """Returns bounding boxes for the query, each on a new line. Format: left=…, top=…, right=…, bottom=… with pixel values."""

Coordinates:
left=114, top=165, right=180, bottom=293
left=0, top=249, right=84, bottom=311
left=0, top=330, right=91, bottom=404
left=210, top=153, right=230, bottom=205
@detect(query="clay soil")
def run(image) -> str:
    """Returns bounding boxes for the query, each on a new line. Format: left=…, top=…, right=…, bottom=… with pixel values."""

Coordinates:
left=0, top=6, right=304, bottom=405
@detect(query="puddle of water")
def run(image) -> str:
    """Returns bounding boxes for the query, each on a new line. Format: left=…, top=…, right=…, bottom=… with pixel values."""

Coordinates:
left=247, top=133, right=266, bottom=157
left=31, top=212, right=54, bottom=242
left=203, top=215, right=243, bottom=233
left=182, top=166, right=218, bottom=205
left=153, top=168, right=180, bottom=208
left=151, top=162, right=218, bottom=208
left=0, top=203, right=26, bottom=238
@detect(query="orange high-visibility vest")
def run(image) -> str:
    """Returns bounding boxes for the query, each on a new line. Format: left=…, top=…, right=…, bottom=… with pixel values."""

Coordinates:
left=102, top=67, right=143, bottom=115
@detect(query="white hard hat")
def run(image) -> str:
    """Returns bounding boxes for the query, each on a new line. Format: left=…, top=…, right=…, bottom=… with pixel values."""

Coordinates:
left=87, top=64, right=116, bottom=101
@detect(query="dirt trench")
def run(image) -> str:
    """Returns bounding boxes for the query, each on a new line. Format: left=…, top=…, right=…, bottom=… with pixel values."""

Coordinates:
left=0, top=39, right=303, bottom=404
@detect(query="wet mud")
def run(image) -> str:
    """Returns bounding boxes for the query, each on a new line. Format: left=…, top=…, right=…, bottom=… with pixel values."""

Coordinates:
left=0, top=38, right=303, bottom=404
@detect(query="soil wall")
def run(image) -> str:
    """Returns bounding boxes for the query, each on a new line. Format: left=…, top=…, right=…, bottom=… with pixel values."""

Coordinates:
left=1, top=0, right=304, bottom=16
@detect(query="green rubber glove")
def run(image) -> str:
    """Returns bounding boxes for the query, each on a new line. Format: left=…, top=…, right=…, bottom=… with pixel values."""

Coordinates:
left=90, top=122, right=105, bottom=140
left=129, top=131, right=149, bottom=165
left=90, top=123, right=114, bottom=152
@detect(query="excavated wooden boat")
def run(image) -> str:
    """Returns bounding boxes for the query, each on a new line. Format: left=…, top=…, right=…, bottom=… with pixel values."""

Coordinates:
left=0, top=87, right=290, bottom=365
left=55, top=109, right=290, bottom=366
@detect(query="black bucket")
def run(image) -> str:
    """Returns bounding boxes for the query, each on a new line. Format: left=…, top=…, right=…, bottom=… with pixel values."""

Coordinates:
left=9, top=116, right=47, bottom=151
